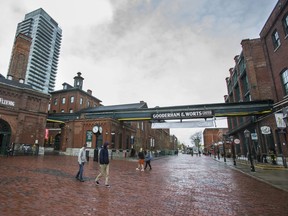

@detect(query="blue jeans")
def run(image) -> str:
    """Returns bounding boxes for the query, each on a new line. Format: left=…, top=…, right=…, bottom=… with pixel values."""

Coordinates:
left=76, top=163, right=84, bottom=180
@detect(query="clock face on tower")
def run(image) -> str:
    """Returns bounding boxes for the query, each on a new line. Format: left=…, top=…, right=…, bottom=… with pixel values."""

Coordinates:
left=92, top=126, right=99, bottom=133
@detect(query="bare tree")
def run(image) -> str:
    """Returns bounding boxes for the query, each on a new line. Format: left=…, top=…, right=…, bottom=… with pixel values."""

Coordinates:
left=190, top=131, right=202, bottom=149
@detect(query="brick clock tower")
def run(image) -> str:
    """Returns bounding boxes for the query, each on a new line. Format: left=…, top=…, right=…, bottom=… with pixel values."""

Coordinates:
left=7, top=33, right=32, bottom=82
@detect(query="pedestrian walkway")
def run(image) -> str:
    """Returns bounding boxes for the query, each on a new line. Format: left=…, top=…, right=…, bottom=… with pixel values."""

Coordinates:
left=1, top=154, right=288, bottom=216
left=213, top=156, right=288, bottom=192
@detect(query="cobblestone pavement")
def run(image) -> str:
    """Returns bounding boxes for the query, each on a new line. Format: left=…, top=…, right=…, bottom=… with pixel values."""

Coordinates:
left=0, top=154, right=288, bottom=216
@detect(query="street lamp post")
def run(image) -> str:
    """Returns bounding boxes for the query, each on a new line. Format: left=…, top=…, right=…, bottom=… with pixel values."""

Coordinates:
left=230, top=136, right=236, bottom=166
left=215, top=143, right=220, bottom=160
left=214, top=143, right=217, bottom=159
left=223, top=137, right=227, bottom=163
left=92, top=125, right=103, bottom=162
left=244, top=129, right=255, bottom=172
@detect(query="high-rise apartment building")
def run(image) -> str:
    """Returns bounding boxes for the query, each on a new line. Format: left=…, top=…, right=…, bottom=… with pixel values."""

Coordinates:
left=10, top=8, right=62, bottom=93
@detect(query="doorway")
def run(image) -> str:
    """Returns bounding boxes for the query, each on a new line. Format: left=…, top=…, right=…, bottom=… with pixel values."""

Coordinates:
left=0, top=119, right=11, bottom=155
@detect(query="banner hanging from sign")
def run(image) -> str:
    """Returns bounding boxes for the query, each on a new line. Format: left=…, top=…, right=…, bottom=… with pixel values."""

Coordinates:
left=151, top=120, right=214, bottom=129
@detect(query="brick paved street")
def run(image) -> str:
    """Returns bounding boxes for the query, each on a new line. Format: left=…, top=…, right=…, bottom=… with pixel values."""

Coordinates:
left=1, top=154, right=288, bottom=216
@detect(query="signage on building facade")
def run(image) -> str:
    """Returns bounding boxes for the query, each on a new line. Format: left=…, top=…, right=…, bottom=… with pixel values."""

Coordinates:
left=251, top=133, right=258, bottom=140
left=0, top=97, right=15, bottom=107
left=234, top=139, right=240, bottom=144
left=86, top=130, right=93, bottom=148
left=275, top=113, right=286, bottom=129
left=261, top=126, right=271, bottom=135
left=152, top=110, right=213, bottom=120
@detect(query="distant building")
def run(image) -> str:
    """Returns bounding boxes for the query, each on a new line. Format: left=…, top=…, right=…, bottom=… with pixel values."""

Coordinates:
left=9, top=8, right=62, bottom=93
left=203, top=128, right=228, bottom=155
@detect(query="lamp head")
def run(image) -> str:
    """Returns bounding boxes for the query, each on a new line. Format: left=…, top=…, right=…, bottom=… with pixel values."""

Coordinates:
left=244, top=129, right=250, bottom=138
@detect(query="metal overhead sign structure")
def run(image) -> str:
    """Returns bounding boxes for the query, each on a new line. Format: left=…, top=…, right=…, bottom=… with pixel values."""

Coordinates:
left=48, top=100, right=274, bottom=128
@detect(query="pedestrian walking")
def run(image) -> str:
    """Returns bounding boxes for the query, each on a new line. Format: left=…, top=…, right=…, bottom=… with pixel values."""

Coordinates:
left=144, top=150, right=152, bottom=170
left=75, top=144, right=87, bottom=182
left=95, top=142, right=110, bottom=188
left=136, top=148, right=145, bottom=171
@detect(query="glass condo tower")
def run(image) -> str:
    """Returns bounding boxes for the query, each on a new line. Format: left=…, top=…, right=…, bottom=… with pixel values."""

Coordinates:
left=14, top=8, right=62, bottom=93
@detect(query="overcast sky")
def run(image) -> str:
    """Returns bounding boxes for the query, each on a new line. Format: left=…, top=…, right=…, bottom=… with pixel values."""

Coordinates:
left=0, top=0, right=278, bottom=146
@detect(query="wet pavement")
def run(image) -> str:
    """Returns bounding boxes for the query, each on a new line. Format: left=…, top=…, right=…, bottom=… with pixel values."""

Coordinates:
left=214, top=156, right=288, bottom=193
left=0, top=154, right=288, bottom=216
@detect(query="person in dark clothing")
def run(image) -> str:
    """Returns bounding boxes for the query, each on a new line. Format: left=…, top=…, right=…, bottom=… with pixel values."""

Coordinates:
left=95, top=142, right=110, bottom=187
left=144, top=150, right=152, bottom=170
left=136, top=148, right=145, bottom=171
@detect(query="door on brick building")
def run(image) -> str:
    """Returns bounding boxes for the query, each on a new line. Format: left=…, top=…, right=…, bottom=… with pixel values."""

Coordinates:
left=0, top=119, right=11, bottom=155
left=54, top=134, right=61, bottom=151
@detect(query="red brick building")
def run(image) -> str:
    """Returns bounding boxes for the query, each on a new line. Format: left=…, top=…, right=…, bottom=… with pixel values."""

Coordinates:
left=0, top=74, right=50, bottom=155
left=260, top=0, right=288, bottom=103
left=0, top=33, right=50, bottom=156
left=49, top=72, right=102, bottom=114
left=203, top=128, right=228, bottom=155
left=47, top=73, right=173, bottom=156
left=259, top=0, right=288, bottom=165
left=225, top=0, right=288, bottom=166
left=7, top=33, right=32, bottom=82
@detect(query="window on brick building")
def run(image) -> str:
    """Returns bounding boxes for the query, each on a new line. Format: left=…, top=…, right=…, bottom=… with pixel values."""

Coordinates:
left=70, top=96, right=74, bottom=103
left=281, top=68, right=288, bottom=95
left=282, top=13, right=288, bottom=36
left=234, top=84, right=241, bottom=102
left=244, top=93, right=251, bottom=102
left=272, top=30, right=281, bottom=49
left=241, top=74, right=249, bottom=95
left=69, top=109, right=73, bottom=113
left=80, top=97, right=83, bottom=105
left=62, top=97, right=66, bottom=104
left=53, top=98, right=57, bottom=105
left=239, top=57, right=246, bottom=74
left=87, top=101, right=90, bottom=107
left=227, top=79, right=232, bottom=94
left=61, top=109, right=64, bottom=113
left=232, top=70, right=237, bottom=86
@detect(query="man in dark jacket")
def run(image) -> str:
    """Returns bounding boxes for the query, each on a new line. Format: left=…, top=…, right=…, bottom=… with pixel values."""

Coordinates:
left=95, top=142, right=110, bottom=187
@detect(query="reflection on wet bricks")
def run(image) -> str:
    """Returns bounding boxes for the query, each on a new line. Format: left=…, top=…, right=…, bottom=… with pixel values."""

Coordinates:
left=0, top=155, right=288, bottom=216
